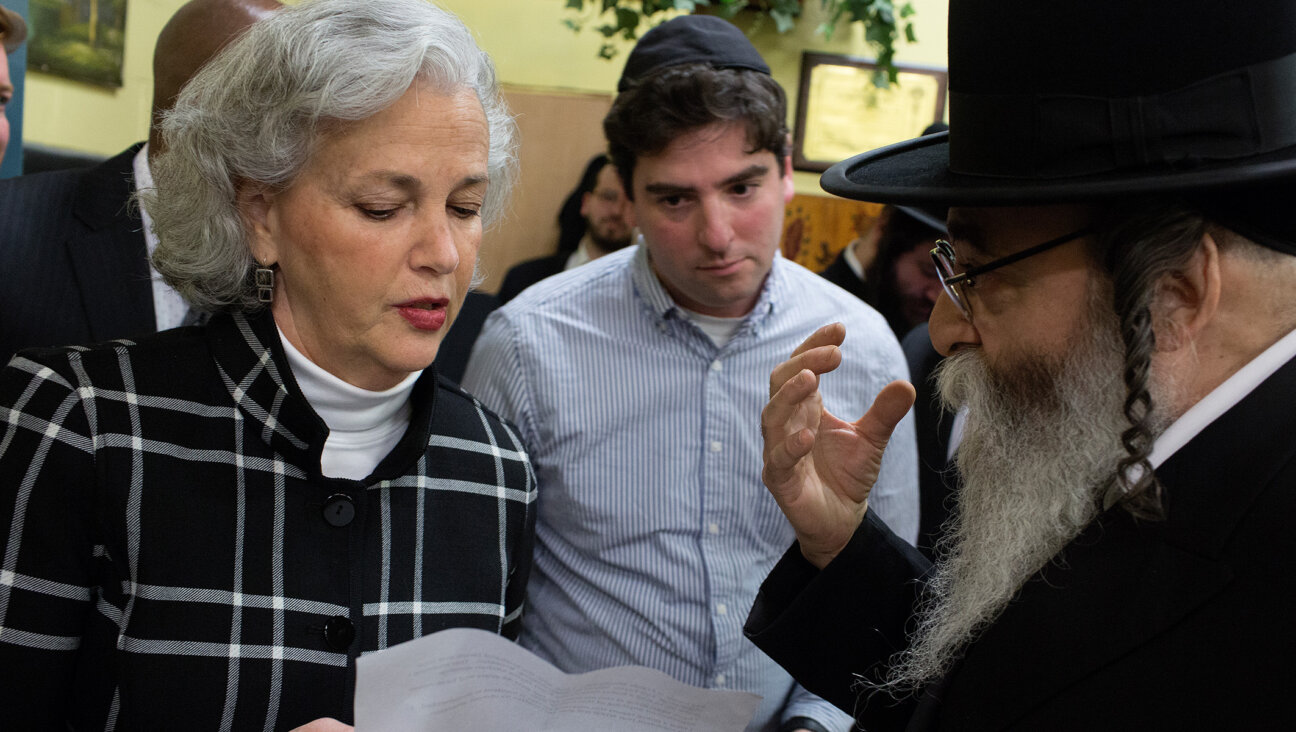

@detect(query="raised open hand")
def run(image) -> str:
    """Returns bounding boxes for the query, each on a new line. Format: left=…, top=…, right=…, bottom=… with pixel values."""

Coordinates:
left=761, top=323, right=915, bottom=569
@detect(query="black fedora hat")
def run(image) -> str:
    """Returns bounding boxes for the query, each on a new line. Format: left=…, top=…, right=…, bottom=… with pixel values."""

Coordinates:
left=824, top=0, right=1296, bottom=205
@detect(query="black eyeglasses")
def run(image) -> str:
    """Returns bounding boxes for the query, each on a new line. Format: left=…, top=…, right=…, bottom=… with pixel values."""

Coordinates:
left=930, top=226, right=1095, bottom=321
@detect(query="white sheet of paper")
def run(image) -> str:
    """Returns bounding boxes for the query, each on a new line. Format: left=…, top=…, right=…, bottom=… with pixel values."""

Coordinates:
left=354, top=628, right=761, bottom=731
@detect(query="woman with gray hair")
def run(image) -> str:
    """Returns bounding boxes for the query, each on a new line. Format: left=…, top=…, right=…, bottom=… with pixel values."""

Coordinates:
left=0, top=0, right=533, bottom=728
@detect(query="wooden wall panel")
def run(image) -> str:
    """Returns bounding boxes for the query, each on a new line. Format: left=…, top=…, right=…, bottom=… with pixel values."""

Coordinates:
left=781, top=194, right=883, bottom=272
left=480, top=88, right=613, bottom=294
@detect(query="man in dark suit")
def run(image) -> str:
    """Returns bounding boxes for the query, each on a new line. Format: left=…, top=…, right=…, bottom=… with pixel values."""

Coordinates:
left=820, top=124, right=949, bottom=339
left=745, top=0, right=1296, bottom=728
left=0, top=0, right=279, bottom=361
left=819, top=204, right=947, bottom=339
left=496, top=153, right=632, bottom=303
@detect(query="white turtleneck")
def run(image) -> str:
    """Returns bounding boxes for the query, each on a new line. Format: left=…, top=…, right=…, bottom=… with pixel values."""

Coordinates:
left=278, top=326, right=421, bottom=480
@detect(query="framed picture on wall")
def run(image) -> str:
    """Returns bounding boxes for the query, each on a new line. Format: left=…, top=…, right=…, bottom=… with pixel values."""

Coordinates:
left=28, top=0, right=129, bottom=89
left=792, top=51, right=947, bottom=173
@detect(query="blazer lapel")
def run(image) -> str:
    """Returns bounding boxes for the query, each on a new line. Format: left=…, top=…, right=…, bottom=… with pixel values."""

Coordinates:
left=66, top=143, right=157, bottom=342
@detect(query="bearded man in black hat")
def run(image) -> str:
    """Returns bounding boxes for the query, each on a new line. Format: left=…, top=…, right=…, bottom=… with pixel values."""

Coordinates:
left=743, top=0, right=1296, bottom=729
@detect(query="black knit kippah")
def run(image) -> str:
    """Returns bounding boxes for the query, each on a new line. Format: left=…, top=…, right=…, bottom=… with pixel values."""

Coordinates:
left=617, top=14, right=770, bottom=91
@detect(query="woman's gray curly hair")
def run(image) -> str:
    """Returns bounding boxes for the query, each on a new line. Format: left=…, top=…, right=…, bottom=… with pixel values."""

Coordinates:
left=142, top=0, right=517, bottom=313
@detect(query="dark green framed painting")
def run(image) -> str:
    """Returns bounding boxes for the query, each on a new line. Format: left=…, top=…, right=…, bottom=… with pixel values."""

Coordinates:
left=28, top=0, right=128, bottom=88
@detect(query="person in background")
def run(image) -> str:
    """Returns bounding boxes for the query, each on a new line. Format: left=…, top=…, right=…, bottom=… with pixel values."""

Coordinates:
left=464, top=15, right=916, bottom=732
left=496, top=152, right=632, bottom=303
left=0, top=4, right=27, bottom=166
left=818, top=121, right=949, bottom=339
left=0, top=0, right=533, bottom=727
left=746, top=0, right=1296, bottom=728
left=819, top=203, right=948, bottom=338
left=0, top=0, right=280, bottom=361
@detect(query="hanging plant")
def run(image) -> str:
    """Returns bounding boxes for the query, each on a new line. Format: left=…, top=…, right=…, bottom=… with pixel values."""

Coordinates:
left=561, top=0, right=917, bottom=86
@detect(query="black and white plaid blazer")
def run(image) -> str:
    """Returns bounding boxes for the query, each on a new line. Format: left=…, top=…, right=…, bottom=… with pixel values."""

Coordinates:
left=0, top=310, right=536, bottom=729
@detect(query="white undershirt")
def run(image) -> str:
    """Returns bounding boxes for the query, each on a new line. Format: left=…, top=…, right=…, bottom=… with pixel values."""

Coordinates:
left=278, top=326, right=421, bottom=480
left=680, top=307, right=744, bottom=348
left=132, top=144, right=190, bottom=331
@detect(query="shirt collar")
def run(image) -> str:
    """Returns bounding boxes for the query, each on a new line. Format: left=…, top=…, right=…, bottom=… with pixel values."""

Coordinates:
left=132, top=144, right=157, bottom=255
left=565, top=238, right=594, bottom=271
left=133, top=143, right=191, bottom=331
left=841, top=241, right=867, bottom=281
left=1149, top=324, right=1296, bottom=468
left=629, top=238, right=781, bottom=334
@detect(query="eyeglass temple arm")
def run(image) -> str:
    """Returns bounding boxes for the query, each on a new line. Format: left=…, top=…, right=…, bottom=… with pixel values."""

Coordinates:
left=950, top=226, right=1097, bottom=283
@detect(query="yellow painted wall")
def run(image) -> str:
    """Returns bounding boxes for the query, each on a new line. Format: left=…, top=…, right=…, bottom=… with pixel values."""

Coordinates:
left=459, top=0, right=950, bottom=195
left=23, top=0, right=948, bottom=193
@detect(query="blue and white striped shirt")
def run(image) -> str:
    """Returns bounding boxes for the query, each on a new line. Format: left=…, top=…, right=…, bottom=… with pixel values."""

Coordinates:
left=464, top=245, right=918, bottom=731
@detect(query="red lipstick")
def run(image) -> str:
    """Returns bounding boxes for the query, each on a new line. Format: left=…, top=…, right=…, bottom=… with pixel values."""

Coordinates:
left=396, top=298, right=449, bottom=331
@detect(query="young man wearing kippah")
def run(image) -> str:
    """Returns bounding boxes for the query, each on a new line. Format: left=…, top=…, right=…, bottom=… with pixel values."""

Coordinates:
left=464, top=15, right=917, bottom=732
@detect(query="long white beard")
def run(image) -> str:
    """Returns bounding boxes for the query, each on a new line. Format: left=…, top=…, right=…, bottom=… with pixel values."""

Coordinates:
left=885, top=303, right=1132, bottom=691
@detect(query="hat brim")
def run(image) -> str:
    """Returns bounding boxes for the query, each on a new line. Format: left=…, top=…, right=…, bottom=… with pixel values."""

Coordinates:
left=822, top=132, right=1296, bottom=206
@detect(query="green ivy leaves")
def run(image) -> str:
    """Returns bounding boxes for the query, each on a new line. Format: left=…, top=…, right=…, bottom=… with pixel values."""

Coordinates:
left=561, top=0, right=914, bottom=87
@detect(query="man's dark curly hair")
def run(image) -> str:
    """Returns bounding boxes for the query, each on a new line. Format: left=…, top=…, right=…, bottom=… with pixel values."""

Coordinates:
left=603, top=63, right=789, bottom=198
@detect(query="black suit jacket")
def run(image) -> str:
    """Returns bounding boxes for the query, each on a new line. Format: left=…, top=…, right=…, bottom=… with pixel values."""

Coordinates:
left=1, top=144, right=155, bottom=362
left=436, top=290, right=499, bottom=385
left=746, top=353, right=1296, bottom=730
left=819, top=251, right=872, bottom=304
left=496, top=252, right=567, bottom=304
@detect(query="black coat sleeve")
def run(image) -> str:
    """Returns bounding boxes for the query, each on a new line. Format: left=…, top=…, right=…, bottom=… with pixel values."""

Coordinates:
left=745, top=510, right=932, bottom=730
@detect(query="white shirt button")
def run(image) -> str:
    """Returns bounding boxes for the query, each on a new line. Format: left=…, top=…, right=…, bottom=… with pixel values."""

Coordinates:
left=715, top=673, right=727, bottom=686
left=710, top=360, right=723, bottom=372
left=716, top=603, right=728, bottom=616
left=710, top=441, right=722, bottom=453
left=708, top=522, right=720, bottom=535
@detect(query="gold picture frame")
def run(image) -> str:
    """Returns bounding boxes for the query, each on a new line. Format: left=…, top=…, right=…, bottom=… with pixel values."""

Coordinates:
left=793, top=51, right=947, bottom=173
left=28, top=0, right=130, bottom=89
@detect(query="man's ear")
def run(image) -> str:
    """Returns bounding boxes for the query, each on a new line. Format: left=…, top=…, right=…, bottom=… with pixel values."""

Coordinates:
left=1152, top=232, right=1221, bottom=352
left=580, top=190, right=593, bottom=219
left=236, top=181, right=279, bottom=265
